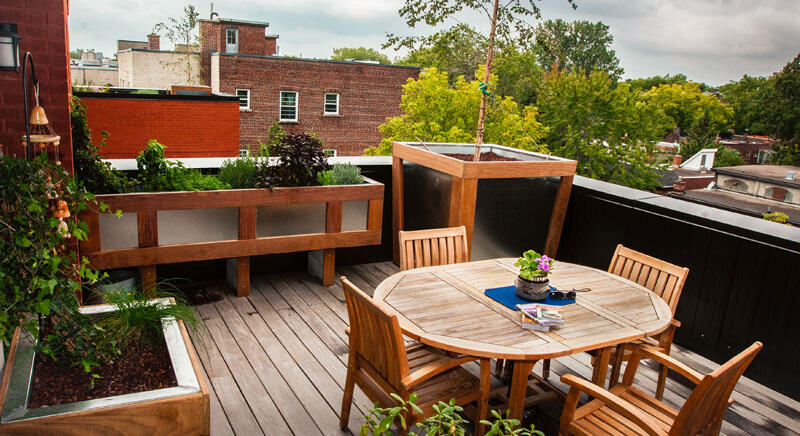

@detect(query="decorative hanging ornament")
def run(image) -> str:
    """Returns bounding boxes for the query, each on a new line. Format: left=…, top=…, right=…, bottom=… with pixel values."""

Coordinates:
left=21, top=84, right=61, bottom=164
left=53, top=199, right=71, bottom=238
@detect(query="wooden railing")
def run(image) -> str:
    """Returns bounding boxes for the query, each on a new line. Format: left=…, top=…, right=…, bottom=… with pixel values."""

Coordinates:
left=80, top=179, right=384, bottom=296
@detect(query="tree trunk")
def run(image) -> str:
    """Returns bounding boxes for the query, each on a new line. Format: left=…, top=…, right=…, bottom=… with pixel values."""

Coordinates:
left=474, top=0, right=500, bottom=162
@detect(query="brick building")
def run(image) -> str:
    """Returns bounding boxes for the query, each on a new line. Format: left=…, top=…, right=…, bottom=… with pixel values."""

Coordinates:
left=0, top=0, right=74, bottom=171
left=199, top=17, right=419, bottom=156
left=117, top=34, right=201, bottom=88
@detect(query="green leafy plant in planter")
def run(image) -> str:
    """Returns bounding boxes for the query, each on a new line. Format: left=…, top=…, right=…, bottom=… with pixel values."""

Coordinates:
left=256, top=132, right=330, bottom=188
left=514, top=250, right=555, bottom=301
left=219, top=156, right=258, bottom=188
left=317, top=163, right=364, bottom=185
left=135, top=140, right=228, bottom=191
left=0, top=154, right=117, bottom=376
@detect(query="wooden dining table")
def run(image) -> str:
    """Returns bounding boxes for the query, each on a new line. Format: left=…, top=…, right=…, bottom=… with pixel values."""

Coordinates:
left=372, top=258, right=673, bottom=421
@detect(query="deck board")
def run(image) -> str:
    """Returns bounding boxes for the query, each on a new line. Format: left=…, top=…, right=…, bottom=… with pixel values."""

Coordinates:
left=186, top=261, right=800, bottom=436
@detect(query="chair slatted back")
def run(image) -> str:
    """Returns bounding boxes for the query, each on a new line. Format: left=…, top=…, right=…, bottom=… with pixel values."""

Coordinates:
left=398, top=226, right=468, bottom=271
left=671, top=342, right=762, bottom=436
left=608, top=244, right=689, bottom=313
left=341, top=277, right=410, bottom=393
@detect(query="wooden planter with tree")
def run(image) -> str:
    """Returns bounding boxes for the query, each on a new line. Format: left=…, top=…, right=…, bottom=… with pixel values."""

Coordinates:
left=392, top=141, right=576, bottom=264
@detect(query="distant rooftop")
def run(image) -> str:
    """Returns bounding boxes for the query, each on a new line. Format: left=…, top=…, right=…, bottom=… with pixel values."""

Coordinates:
left=715, top=165, right=800, bottom=189
left=671, top=188, right=800, bottom=225
left=199, top=17, right=269, bottom=27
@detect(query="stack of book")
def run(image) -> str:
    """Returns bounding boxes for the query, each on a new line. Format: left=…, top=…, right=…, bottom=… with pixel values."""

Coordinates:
left=517, top=303, right=565, bottom=332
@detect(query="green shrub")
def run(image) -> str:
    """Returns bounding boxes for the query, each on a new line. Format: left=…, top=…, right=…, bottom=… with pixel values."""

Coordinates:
left=256, top=133, right=329, bottom=187
left=219, top=157, right=258, bottom=188
left=70, top=96, right=134, bottom=194
left=135, top=140, right=228, bottom=191
left=331, top=163, right=364, bottom=185
left=317, top=169, right=335, bottom=186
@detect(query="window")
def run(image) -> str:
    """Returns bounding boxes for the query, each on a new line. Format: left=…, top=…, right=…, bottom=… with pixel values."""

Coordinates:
left=235, top=89, right=250, bottom=110
left=280, top=91, right=298, bottom=121
left=239, top=146, right=250, bottom=157
left=323, top=149, right=337, bottom=157
left=324, top=93, right=339, bottom=115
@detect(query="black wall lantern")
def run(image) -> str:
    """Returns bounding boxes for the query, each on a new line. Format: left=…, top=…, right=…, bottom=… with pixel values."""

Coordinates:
left=0, top=23, right=22, bottom=72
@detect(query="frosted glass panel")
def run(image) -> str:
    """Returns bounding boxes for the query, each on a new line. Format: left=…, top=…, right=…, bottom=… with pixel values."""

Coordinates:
left=158, top=208, right=238, bottom=245
left=99, top=212, right=138, bottom=250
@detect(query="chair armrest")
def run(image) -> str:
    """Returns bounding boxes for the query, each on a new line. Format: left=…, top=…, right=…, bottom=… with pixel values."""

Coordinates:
left=670, top=318, right=681, bottom=328
left=560, top=374, right=668, bottom=436
left=638, top=344, right=703, bottom=385
left=402, top=355, right=479, bottom=390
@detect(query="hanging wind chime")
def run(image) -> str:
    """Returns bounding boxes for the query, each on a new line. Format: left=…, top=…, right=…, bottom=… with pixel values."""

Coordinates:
left=21, top=83, right=61, bottom=164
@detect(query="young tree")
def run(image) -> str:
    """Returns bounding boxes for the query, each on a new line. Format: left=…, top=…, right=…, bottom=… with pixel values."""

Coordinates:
left=386, top=0, right=576, bottom=160
left=331, top=47, right=391, bottom=64
left=154, top=5, right=200, bottom=84
left=365, top=67, right=548, bottom=156
left=534, top=19, right=623, bottom=81
left=537, top=69, right=672, bottom=190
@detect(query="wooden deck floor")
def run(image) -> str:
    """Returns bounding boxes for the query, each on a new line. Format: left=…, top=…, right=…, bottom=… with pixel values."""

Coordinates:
left=187, top=261, right=800, bottom=436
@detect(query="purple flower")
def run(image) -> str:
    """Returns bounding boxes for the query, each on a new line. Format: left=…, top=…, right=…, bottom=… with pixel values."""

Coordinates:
left=540, top=255, right=551, bottom=262
left=538, top=262, right=550, bottom=272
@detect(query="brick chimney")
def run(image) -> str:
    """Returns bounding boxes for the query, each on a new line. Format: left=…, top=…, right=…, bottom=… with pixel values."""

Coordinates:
left=673, top=179, right=686, bottom=192
left=147, top=33, right=160, bottom=50
left=672, top=154, right=683, bottom=166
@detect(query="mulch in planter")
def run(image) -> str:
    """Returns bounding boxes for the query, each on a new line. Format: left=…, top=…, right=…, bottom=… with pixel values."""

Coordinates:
left=28, top=337, right=177, bottom=408
left=444, top=152, right=519, bottom=162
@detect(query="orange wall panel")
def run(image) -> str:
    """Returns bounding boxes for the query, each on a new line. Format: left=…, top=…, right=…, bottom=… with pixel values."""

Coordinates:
left=80, top=96, right=240, bottom=158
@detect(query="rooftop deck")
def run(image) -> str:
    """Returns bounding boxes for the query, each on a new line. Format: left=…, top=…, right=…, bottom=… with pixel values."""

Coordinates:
left=186, top=261, right=800, bottom=436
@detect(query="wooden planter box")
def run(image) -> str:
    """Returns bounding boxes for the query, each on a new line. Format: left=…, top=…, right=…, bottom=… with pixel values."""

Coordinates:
left=0, top=301, right=209, bottom=436
left=392, top=142, right=576, bottom=263
left=80, top=178, right=384, bottom=295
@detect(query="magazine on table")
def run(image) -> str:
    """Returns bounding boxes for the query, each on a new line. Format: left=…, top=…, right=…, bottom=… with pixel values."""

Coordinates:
left=517, top=302, right=565, bottom=331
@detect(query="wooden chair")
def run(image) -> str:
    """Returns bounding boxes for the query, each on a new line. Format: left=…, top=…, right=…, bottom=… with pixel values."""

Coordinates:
left=339, top=277, right=491, bottom=435
left=603, top=244, right=690, bottom=399
left=398, top=226, right=468, bottom=270
left=558, top=341, right=762, bottom=436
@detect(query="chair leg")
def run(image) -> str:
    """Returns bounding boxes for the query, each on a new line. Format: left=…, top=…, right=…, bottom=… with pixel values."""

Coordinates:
left=475, top=359, right=491, bottom=436
left=542, top=359, right=551, bottom=379
left=340, top=365, right=356, bottom=429
left=655, top=362, right=668, bottom=400
left=608, top=344, right=625, bottom=389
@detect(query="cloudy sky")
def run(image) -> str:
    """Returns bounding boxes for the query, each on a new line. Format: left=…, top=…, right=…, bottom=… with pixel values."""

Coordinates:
left=68, top=0, right=800, bottom=86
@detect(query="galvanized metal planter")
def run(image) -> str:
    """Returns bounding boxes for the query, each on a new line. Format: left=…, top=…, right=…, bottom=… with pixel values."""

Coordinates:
left=0, top=300, right=209, bottom=436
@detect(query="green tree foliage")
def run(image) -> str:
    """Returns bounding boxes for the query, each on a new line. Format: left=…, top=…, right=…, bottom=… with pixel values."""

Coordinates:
left=534, top=19, right=623, bottom=81
left=492, top=44, right=544, bottom=106
left=365, top=68, right=548, bottom=155
left=714, top=147, right=745, bottom=167
left=770, top=143, right=800, bottom=166
left=537, top=69, right=672, bottom=190
left=719, top=75, right=774, bottom=135
left=643, top=82, right=732, bottom=134
left=679, top=109, right=717, bottom=159
left=154, top=5, right=200, bottom=83
left=331, top=47, right=391, bottom=64
left=770, top=52, right=800, bottom=144
left=395, top=24, right=488, bottom=81
left=626, top=74, right=688, bottom=92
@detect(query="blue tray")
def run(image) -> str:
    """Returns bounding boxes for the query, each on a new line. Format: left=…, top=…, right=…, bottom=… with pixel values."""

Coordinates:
left=484, top=285, right=575, bottom=310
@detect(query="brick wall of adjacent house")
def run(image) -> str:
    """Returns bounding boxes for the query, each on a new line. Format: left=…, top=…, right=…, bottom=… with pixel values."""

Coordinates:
left=0, top=0, right=74, bottom=172
left=200, top=19, right=277, bottom=86
left=77, top=93, right=240, bottom=158
left=213, top=54, right=419, bottom=155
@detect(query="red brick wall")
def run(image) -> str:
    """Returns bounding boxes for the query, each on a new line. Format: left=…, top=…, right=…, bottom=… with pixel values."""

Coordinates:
left=0, top=0, right=73, bottom=172
left=79, top=95, right=240, bottom=158
left=216, top=55, right=419, bottom=155
left=200, top=20, right=275, bottom=85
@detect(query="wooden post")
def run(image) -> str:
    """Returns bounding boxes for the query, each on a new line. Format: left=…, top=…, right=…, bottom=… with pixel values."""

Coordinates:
left=448, top=176, right=478, bottom=260
left=323, top=201, right=343, bottom=286
left=543, top=175, right=574, bottom=257
left=137, top=211, right=158, bottom=296
left=235, top=206, right=256, bottom=297
left=392, top=156, right=404, bottom=266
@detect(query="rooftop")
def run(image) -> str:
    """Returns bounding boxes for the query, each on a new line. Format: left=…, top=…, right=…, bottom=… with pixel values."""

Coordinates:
left=670, top=188, right=800, bottom=225
left=715, top=165, right=800, bottom=188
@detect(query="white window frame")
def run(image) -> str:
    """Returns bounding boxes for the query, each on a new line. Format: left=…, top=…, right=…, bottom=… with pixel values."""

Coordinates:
left=323, top=149, right=337, bottom=157
left=279, top=90, right=298, bottom=122
left=235, top=89, right=250, bottom=111
left=225, top=28, right=239, bottom=53
left=323, top=93, right=339, bottom=116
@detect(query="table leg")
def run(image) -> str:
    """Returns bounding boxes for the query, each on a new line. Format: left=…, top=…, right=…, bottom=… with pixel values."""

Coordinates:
left=592, top=347, right=611, bottom=386
left=508, top=360, right=536, bottom=421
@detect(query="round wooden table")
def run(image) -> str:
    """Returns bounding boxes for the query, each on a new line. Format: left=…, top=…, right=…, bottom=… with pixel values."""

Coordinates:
left=372, top=258, right=672, bottom=420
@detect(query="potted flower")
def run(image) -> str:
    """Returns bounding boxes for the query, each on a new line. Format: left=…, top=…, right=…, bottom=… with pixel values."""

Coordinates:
left=514, top=250, right=554, bottom=301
